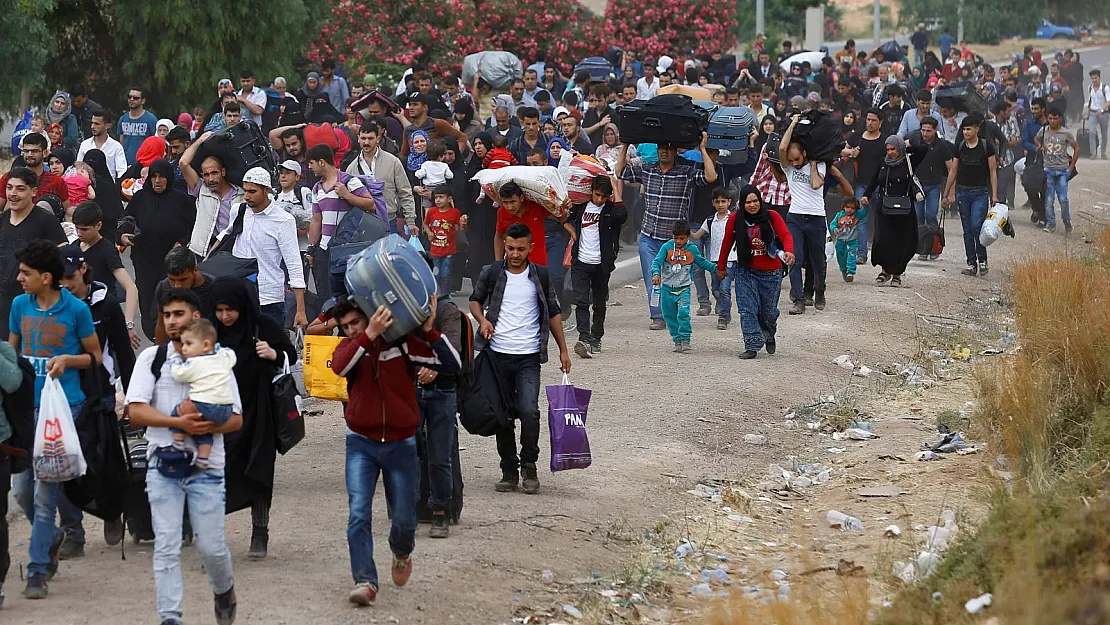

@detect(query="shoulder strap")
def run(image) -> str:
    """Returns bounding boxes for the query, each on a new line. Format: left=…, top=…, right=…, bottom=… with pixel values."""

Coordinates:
left=231, top=203, right=249, bottom=236
left=150, top=342, right=169, bottom=382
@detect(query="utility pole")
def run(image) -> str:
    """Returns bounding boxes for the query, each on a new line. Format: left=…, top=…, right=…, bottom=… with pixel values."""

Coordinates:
left=873, top=0, right=881, bottom=49
left=957, top=0, right=964, bottom=43
left=756, top=0, right=764, bottom=37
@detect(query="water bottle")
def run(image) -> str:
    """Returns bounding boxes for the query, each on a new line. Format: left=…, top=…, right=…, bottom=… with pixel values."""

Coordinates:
left=826, top=510, right=864, bottom=531
left=776, top=249, right=789, bottom=264
left=649, top=284, right=661, bottom=308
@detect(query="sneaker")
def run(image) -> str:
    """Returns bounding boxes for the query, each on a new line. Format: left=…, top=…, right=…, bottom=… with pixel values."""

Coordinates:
left=674, top=341, right=691, bottom=353
left=978, top=261, right=989, bottom=276
left=961, top=264, right=978, bottom=276
left=841, top=271, right=849, bottom=282
left=814, top=294, right=826, bottom=310
left=649, top=318, right=666, bottom=331
left=1044, top=225, right=1056, bottom=233
left=574, top=340, right=592, bottom=359
left=765, top=339, right=776, bottom=355
left=562, top=318, right=576, bottom=333
left=788, top=301, right=805, bottom=315
left=928, top=254, right=940, bottom=261
left=891, top=275, right=902, bottom=287
left=696, top=304, right=712, bottom=316
left=46, top=531, right=65, bottom=580
left=1037, top=220, right=1047, bottom=229
left=858, top=255, right=868, bottom=264
left=739, top=350, right=758, bottom=359
left=429, top=511, right=449, bottom=539
left=348, top=582, right=377, bottom=606
left=58, top=540, right=84, bottom=560
left=804, top=296, right=814, bottom=307
left=589, top=341, right=602, bottom=354
left=845, top=275, right=855, bottom=283
left=160, top=619, right=182, bottom=625
left=917, top=253, right=928, bottom=261
left=1065, top=223, right=1074, bottom=234
left=392, top=555, right=413, bottom=587
left=716, top=318, right=728, bottom=330
left=495, top=471, right=519, bottom=492
left=247, top=528, right=268, bottom=560
left=521, top=463, right=540, bottom=494
left=104, top=517, right=125, bottom=546
left=214, top=586, right=237, bottom=625
left=22, top=574, right=47, bottom=600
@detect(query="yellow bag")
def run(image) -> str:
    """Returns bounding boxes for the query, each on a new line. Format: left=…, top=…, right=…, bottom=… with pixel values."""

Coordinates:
left=302, top=335, right=348, bottom=402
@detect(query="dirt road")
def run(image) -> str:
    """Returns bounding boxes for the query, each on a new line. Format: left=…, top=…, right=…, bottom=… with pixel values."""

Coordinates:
left=5, top=161, right=1107, bottom=624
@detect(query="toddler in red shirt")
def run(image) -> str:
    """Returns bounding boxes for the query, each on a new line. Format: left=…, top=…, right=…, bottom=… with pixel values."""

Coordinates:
left=423, top=184, right=468, bottom=296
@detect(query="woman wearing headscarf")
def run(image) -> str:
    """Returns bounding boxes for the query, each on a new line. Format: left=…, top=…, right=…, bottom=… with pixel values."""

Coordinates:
left=119, top=159, right=196, bottom=339
left=453, top=99, right=484, bottom=141
left=82, top=149, right=125, bottom=244
left=208, top=277, right=295, bottom=559
left=299, top=72, right=342, bottom=123
left=465, top=133, right=498, bottom=284
left=859, top=135, right=923, bottom=286
left=716, top=184, right=794, bottom=359
left=545, top=136, right=570, bottom=166
left=594, top=123, right=638, bottom=171
left=45, top=90, right=80, bottom=148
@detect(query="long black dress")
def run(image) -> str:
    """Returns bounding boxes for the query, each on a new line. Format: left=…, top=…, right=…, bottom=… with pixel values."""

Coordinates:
left=863, top=147, right=925, bottom=276
left=207, top=277, right=296, bottom=517
left=81, top=149, right=126, bottom=244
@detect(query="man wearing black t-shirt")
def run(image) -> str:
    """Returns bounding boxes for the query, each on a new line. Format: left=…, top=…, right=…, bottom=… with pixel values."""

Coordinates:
left=0, top=168, right=67, bottom=337
left=944, top=114, right=998, bottom=277
left=907, top=117, right=955, bottom=260
left=72, top=202, right=141, bottom=348
left=843, top=110, right=886, bottom=263
left=152, top=246, right=216, bottom=344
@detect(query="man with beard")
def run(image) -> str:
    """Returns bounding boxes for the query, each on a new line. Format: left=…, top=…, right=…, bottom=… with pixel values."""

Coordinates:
left=179, top=132, right=245, bottom=256
left=70, top=85, right=101, bottom=142
left=268, top=124, right=312, bottom=185
left=344, top=121, right=416, bottom=231
left=320, top=60, right=351, bottom=112
left=399, top=94, right=469, bottom=161
left=164, top=127, right=192, bottom=192
left=0, top=134, right=70, bottom=211
left=76, top=111, right=127, bottom=179
left=117, top=86, right=158, bottom=165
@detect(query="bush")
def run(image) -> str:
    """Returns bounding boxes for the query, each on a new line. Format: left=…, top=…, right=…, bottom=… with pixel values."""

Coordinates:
left=603, top=0, right=737, bottom=59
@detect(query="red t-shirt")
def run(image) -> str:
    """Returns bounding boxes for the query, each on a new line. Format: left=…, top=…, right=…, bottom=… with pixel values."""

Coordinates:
left=496, top=201, right=548, bottom=265
left=424, top=206, right=463, bottom=257
left=0, top=169, right=69, bottom=205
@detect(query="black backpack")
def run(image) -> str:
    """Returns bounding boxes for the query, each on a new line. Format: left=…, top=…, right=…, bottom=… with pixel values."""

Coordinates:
left=2, top=355, right=37, bottom=473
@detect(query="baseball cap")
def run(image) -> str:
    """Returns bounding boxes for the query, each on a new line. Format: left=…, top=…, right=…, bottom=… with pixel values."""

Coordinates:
left=242, top=167, right=272, bottom=188
left=279, top=160, right=302, bottom=176
left=60, top=243, right=86, bottom=276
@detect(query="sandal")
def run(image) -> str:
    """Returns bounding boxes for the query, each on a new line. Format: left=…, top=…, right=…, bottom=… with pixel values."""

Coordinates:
left=891, top=275, right=902, bottom=287
left=875, top=272, right=891, bottom=285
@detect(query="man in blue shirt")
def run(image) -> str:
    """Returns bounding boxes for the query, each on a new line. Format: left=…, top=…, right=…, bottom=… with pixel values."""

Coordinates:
left=939, top=29, right=955, bottom=61
left=117, top=86, right=158, bottom=165
left=7, top=240, right=101, bottom=599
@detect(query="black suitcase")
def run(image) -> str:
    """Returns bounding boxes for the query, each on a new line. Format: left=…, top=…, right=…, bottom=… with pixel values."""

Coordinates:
left=194, top=121, right=278, bottom=186
left=935, top=83, right=987, bottom=114
left=1078, top=120, right=1092, bottom=158
left=617, top=94, right=709, bottom=149
left=414, top=424, right=464, bottom=524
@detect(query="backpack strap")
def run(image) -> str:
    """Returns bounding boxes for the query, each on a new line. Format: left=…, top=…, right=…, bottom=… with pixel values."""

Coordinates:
left=150, top=342, right=169, bottom=382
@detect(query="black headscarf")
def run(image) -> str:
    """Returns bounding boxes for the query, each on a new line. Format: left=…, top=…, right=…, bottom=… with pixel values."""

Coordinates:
left=82, top=148, right=124, bottom=221
left=454, top=99, right=476, bottom=129
left=51, top=146, right=76, bottom=171
left=208, top=277, right=260, bottom=365
left=124, top=159, right=196, bottom=257
left=755, top=114, right=777, bottom=151
left=734, top=183, right=775, bottom=269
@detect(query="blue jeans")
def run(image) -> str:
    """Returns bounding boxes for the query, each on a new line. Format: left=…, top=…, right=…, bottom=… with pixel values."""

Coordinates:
left=260, top=302, right=285, bottom=327
left=786, top=214, right=828, bottom=305
left=712, top=262, right=737, bottom=321
left=735, top=267, right=782, bottom=351
left=147, top=467, right=233, bottom=623
left=346, top=432, right=418, bottom=586
left=690, top=238, right=710, bottom=308
left=917, top=183, right=942, bottom=229
left=544, top=219, right=571, bottom=313
left=1043, top=169, right=1071, bottom=228
left=853, top=185, right=872, bottom=259
left=416, top=386, right=457, bottom=512
left=638, top=234, right=666, bottom=319
left=957, top=188, right=989, bottom=265
left=433, top=254, right=455, bottom=296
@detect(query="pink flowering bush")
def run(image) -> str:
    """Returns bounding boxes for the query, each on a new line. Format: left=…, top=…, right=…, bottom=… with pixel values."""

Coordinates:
left=451, top=0, right=605, bottom=68
left=306, top=2, right=460, bottom=70
left=603, top=0, right=737, bottom=59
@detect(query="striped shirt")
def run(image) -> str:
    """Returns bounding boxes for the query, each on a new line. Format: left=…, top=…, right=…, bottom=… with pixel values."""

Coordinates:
left=620, top=161, right=710, bottom=240
left=311, top=172, right=372, bottom=249
left=751, top=149, right=791, bottom=206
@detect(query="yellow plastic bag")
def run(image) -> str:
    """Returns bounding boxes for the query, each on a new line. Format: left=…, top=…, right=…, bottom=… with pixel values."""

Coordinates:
left=302, top=335, right=348, bottom=402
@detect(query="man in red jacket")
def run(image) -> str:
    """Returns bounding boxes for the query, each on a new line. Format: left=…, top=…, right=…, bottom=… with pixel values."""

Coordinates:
left=329, top=296, right=461, bottom=607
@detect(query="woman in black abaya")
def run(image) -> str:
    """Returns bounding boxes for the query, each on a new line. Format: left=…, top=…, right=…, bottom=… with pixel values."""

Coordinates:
left=81, top=149, right=125, bottom=244
left=860, top=135, right=922, bottom=287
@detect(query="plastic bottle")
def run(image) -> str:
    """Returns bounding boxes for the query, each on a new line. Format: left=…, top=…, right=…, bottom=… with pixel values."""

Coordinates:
left=826, top=510, right=864, bottom=531
left=541, top=570, right=555, bottom=585
left=650, top=284, right=661, bottom=308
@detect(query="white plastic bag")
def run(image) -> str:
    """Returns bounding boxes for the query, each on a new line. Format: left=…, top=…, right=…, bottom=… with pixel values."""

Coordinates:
left=33, top=376, right=87, bottom=482
left=825, top=234, right=836, bottom=263
left=979, top=203, right=1009, bottom=247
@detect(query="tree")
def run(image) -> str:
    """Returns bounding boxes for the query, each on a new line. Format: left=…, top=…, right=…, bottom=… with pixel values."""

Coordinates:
left=451, top=0, right=605, bottom=71
left=0, top=0, right=53, bottom=110
left=604, top=0, right=737, bottom=58
left=898, top=0, right=1040, bottom=44
left=306, top=1, right=461, bottom=73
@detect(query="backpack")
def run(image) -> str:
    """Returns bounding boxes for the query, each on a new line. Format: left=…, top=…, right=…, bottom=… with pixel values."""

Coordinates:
left=2, top=355, right=37, bottom=473
left=150, top=343, right=170, bottom=382
left=456, top=302, right=475, bottom=388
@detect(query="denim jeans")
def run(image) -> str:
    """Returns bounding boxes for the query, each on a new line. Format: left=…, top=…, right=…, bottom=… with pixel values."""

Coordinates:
left=260, top=302, right=285, bottom=328
left=957, top=188, right=989, bottom=265
left=853, top=185, right=872, bottom=259
left=1043, top=169, right=1071, bottom=228
left=786, top=214, right=828, bottom=305
left=171, top=401, right=233, bottom=451
left=146, top=468, right=233, bottom=623
left=638, top=234, right=666, bottom=319
left=570, top=261, right=611, bottom=342
left=712, top=261, right=737, bottom=322
left=488, top=351, right=542, bottom=473
left=346, top=432, right=418, bottom=586
left=433, top=254, right=454, bottom=296
left=544, top=219, right=572, bottom=314
left=916, top=183, right=942, bottom=228
left=1090, top=111, right=1109, bottom=157
left=416, top=386, right=457, bottom=512
left=734, top=267, right=782, bottom=351
left=13, top=469, right=87, bottom=548
left=661, top=285, right=693, bottom=343
left=690, top=237, right=710, bottom=308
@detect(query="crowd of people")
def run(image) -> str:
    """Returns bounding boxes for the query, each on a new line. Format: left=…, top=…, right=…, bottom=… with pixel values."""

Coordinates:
left=0, top=27, right=1096, bottom=622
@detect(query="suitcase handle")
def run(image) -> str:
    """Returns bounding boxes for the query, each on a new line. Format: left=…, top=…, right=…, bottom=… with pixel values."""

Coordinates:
left=643, top=117, right=662, bottom=128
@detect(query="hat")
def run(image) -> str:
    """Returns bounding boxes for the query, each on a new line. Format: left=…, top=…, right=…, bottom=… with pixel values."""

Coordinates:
left=177, top=112, right=194, bottom=126
left=806, top=91, right=821, bottom=103
left=242, top=167, right=272, bottom=188
left=60, top=243, right=86, bottom=276
left=656, top=55, right=674, bottom=74
left=218, top=78, right=233, bottom=89
left=279, top=159, right=302, bottom=176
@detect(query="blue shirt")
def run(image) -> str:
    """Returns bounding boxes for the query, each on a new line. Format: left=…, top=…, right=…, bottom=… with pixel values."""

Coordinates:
left=9, top=289, right=96, bottom=406
left=117, top=110, right=158, bottom=164
left=939, top=34, right=955, bottom=59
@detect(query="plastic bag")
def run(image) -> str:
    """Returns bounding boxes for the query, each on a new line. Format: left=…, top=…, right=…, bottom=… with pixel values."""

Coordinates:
left=33, top=376, right=87, bottom=482
left=980, top=203, right=1009, bottom=247
left=546, top=374, right=593, bottom=472
left=302, top=334, right=348, bottom=401
left=825, top=234, right=836, bottom=262
left=472, top=165, right=570, bottom=218
left=561, top=154, right=609, bottom=204
left=10, top=110, right=33, bottom=155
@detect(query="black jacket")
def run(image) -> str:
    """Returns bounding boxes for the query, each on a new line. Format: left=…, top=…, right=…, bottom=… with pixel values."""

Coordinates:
left=79, top=281, right=136, bottom=402
left=569, top=199, right=627, bottom=271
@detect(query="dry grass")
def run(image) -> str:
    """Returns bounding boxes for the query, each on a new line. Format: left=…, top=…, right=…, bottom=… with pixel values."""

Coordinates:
left=705, top=577, right=871, bottom=625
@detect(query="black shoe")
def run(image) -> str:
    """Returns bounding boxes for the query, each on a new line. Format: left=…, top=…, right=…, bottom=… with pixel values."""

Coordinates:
left=104, top=516, right=125, bottom=546
left=247, top=527, right=268, bottom=560
left=521, top=463, right=540, bottom=494
left=0, top=584, right=4, bottom=608
left=214, top=586, right=237, bottom=625
left=804, top=296, right=814, bottom=307
left=58, top=540, right=84, bottom=560
left=574, top=340, right=593, bottom=359
left=739, top=350, right=758, bottom=359
left=765, top=340, right=776, bottom=355
left=788, top=301, right=805, bottom=315
left=23, top=574, right=47, bottom=599
left=46, top=531, right=65, bottom=580
left=429, top=511, right=450, bottom=538
left=814, top=294, right=826, bottom=310
left=495, top=471, right=519, bottom=492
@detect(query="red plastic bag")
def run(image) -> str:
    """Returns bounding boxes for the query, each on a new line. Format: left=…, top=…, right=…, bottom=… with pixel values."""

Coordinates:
left=562, top=240, right=573, bottom=268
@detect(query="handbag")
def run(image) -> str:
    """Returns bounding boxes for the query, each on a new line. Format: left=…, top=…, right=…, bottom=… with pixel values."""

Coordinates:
left=272, top=353, right=305, bottom=454
left=546, top=374, right=593, bottom=472
left=458, top=350, right=512, bottom=437
left=1021, top=128, right=1047, bottom=189
left=302, top=334, right=349, bottom=401
left=880, top=164, right=916, bottom=217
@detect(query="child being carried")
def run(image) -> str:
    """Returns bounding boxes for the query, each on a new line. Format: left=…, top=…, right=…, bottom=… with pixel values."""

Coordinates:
left=170, top=319, right=237, bottom=469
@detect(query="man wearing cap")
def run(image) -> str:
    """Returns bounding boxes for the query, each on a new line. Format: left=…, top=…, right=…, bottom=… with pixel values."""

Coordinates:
left=236, top=71, right=267, bottom=127
left=399, top=93, right=469, bottom=162
left=344, top=121, right=416, bottom=230
left=275, top=159, right=313, bottom=249
left=179, top=132, right=246, bottom=256
left=213, top=167, right=306, bottom=328
left=1086, top=69, right=1110, bottom=159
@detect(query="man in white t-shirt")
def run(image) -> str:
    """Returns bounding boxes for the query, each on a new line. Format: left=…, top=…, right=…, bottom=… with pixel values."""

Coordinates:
left=235, top=71, right=268, bottom=127
left=692, top=188, right=738, bottom=329
left=780, top=114, right=829, bottom=315
left=126, top=288, right=242, bottom=625
left=470, top=223, right=571, bottom=495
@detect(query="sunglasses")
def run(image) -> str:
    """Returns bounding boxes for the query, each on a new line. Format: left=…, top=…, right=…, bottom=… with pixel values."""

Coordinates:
left=128, top=95, right=142, bottom=100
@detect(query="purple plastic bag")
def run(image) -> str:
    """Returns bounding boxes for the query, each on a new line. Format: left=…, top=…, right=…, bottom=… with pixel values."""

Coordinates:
left=546, top=374, right=593, bottom=472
